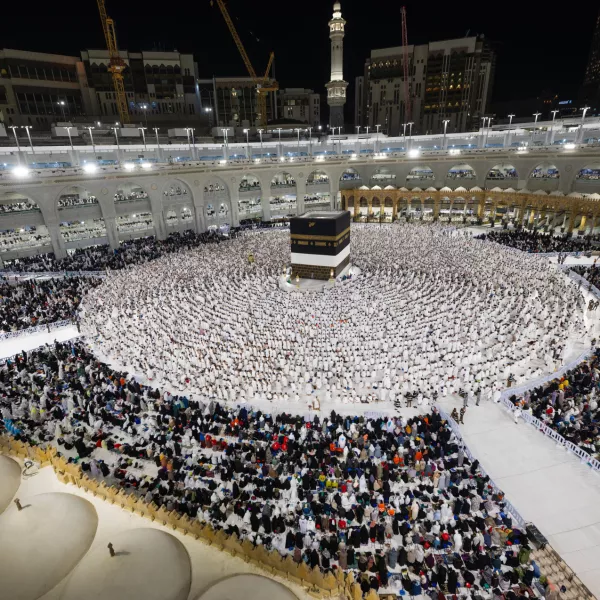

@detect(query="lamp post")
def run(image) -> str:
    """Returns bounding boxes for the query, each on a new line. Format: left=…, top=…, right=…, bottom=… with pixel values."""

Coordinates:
left=402, top=122, right=407, bottom=150
left=85, top=126, right=96, bottom=156
left=532, top=112, right=541, bottom=145
left=506, top=114, right=515, bottom=148
left=375, top=124, right=381, bottom=153
left=442, top=119, right=450, bottom=151
left=184, top=127, right=195, bottom=158
left=221, top=127, right=231, bottom=160
left=153, top=127, right=161, bottom=161
left=21, top=126, right=35, bottom=158
left=307, top=126, right=313, bottom=156
left=549, top=110, right=559, bottom=145
left=57, top=100, right=66, bottom=121
left=138, top=126, right=147, bottom=151
left=9, top=126, right=21, bottom=164
left=276, top=127, right=283, bottom=157
left=112, top=126, right=121, bottom=161
left=65, top=126, right=77, bottom=165
left=486, top=117, right=493, bottom=147
left=294, top=128, right=302, bottom=155
left=243, top=128, right=250, bottom=159
left=407, top=122, right=414, bottom=150
left=139, top=103, right=149, bottom=128
left=258, top=128, right=264, bottom=156
left=579, top=106, right=591, bottom=143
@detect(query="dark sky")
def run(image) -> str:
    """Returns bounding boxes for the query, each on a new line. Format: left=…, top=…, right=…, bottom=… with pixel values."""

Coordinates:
left=3, top=0, right=598, bottom=110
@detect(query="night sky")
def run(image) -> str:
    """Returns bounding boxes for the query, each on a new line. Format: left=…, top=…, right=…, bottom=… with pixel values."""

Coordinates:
left=3, top=0, right=598, bottom=112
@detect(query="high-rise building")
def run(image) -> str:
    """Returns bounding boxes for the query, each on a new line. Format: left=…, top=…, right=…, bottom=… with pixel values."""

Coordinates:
left=326, top=2, right=347, bottom=129
left=580, top=11, right=600, bottom=111
left=0, top=49, right=93, bottom=129
left=355, top=36, right=495, bottom=136
left=278, top=88, right=320, bottom=127
left=81, top=50, right=202, bottom=124
left=196, top=77, right=278, bottom=128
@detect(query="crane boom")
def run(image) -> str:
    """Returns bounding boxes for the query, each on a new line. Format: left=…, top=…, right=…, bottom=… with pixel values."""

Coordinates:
left=96, top=0, right=130, bottom=124
left=211, top=0, right=278, bottom=126
left=401, top=6, right=411, bottom=122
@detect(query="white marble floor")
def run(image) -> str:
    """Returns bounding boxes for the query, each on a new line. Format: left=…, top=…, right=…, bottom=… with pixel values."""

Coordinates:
left=0, top=325, right=79, bottom=360
left=437, top=394, right=600, bottom=597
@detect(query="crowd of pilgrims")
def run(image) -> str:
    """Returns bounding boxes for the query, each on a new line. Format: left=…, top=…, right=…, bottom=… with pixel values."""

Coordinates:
left=2, top=230, right=233, bottom=273
left=0, top=276, right=100, bottom=333
left=81, top=224, right=587, bottom=408
left=508, top=349, right=600, bottom=460
left=0, top=340, right=545, bottom=597
left=476, top=230, right=598, bottom=254
left=571, top=264, right=600, bottom=291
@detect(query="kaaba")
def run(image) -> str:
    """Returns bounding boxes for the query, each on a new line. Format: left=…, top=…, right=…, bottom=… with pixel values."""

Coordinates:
left=290, top=211, right=351, bottom=280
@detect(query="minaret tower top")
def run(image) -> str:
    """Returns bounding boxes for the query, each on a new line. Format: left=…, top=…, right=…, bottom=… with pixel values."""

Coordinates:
left=326, top=1, right=348, bottom=129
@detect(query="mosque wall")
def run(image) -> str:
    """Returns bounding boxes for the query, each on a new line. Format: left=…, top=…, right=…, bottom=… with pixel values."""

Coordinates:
left=2, top=151, right=600, bottom=260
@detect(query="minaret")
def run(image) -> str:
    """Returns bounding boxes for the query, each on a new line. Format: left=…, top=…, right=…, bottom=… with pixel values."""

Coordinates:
left=326, top=1, right=348, bottom=129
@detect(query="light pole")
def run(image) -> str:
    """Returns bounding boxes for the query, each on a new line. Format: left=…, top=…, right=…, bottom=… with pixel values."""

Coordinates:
left=138, top=126, right=147, bottom=151
left=258, top=128, right=264, bottom=156
left=549, top=110, right=559, bottom=145
left=442, top=119, right=450, bottom=150
left=9, top=126, right=21, bottom=164
left=276, top=127, right=283, bottom=157
left=407, top=122, right=414, bottom=150
left=243, top=128, right=250, bottom=159
left=65, top=126, right=76, bottom=165
left=481, top=117, right=488, bottom=148
left=294, top=128, right=302, bottom=155
left=506, top=114, right=515, bottom=148
left=375, top=124, right=381, bottom=153
left=139, top=103, right=149, bottom=128
left=184, top=127, right=195, bottom=158
left=112, top=126, right=121, bottom=160
left=221, top=127, right=230, bottom=159
left=486, top=117, right=493, bottom=147
left=85, top=126, right=96, bottom=156
left=402, top=123, right=407, bottom=149
left=579, top=106, right=591, bottom=143
left=532, top=112, right=541, bottom=145
left=57, top=100, right=66, bottom=121
left=153, top=127, right=161, bottom=161
left=307, top=126, right=313, bottom=156
left=21, top=126, right=35, bottom=158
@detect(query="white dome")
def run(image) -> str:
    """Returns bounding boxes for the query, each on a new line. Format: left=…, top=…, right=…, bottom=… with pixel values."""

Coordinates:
left=0, top=455, right=20, bottom=514
left=533, top=189, right=548, bottom=195
left=198, top=575, right=298, bottom=600
left=454, top=186, right=467, bottom=192
left=61, top=529, right=191, bottom=600
left=0, top=492, right=98, bottom=600
left=440, top=186, right=453, bottom=192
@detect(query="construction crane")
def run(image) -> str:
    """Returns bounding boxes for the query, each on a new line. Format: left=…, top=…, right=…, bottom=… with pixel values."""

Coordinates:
left=211, top=0, right=278, bottom=127
left=96, top=0, right=130, bottom=124
left=400, top=6, right=411, bottom=122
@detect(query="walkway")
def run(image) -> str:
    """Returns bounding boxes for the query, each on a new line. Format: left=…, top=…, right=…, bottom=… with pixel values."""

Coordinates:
left=438, top=394, right=600, bottom=597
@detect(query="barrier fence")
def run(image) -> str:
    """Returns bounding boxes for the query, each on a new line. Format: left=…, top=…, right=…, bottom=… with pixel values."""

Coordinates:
left=1, top=270, right=106, bottom=279
left=0, top=319, right=77, bottom=342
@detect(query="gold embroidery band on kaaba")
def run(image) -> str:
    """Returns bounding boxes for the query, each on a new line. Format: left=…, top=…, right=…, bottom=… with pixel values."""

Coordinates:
left=290, top=227, right=350, bottom=242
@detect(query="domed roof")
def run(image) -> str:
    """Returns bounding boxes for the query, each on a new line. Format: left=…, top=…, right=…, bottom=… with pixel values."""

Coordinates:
left=0, top=492, right=98, bottom=600
left=61, top=529, right=191, bottom=600
left=333, top=1, right=341, bottom=10
left=198, top=575, right=298, bottom=600
left=0, top=455, right=20, bottom=514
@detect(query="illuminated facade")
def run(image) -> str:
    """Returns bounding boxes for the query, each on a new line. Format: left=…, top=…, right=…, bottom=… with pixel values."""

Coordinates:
left=326, top=2, right=348, bottom=129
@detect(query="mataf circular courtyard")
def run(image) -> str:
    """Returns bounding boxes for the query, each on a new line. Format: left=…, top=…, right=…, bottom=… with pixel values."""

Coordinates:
left=81, top=224, right=587, bottom=411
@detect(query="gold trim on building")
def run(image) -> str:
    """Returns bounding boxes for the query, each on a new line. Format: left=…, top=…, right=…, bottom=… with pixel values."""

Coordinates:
left=290, top=227, right=351, bottom=242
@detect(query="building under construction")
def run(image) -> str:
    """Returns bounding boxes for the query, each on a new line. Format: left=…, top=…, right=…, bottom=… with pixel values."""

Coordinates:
left=355, top=36, right=496, bottom=137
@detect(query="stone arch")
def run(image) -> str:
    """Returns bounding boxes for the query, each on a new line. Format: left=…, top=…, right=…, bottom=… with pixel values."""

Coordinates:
left=203, top=175, right=232, bottom=229
left=339, top=167, right=362, bottom=190
left=238, top=173, right=262, bottom=219
left=370, top=168, right=396, bottom=187
left=307, top=170, right=329, bottom=185
left=161, top=179, right=196, bottom=232
left=54, top=184, right=107, bottom=248
left=114, top=181, right=150, bottom=204
left=486, top=163, right=518, bottom=181
left=575, top=164, right=600, bottom=181
left=407, top=166, right=434, bottom=182
left=0, top=191, right=50, bottom=257
left=529, top=163, right=560, bottom=180
left=270, top=172, right=297, bottom=217
left=447, top=164, right=476, bottom=181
